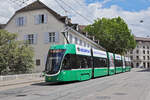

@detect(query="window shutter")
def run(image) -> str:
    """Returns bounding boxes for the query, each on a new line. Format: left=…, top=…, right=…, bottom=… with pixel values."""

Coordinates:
left=33, top=34, right=38, bottom=44
left=24, top=34, right=28, bottom=43
left=55, top=32, right=59, bottom=43
left=44, top=14, right=48, bottom=24
left=24, top=16, right=27, bottom=25
left=34, top=15, right=39, bottom=24
left=44, top=32, right=49, bottom=44
left=15, top=18, right=19, bottom=26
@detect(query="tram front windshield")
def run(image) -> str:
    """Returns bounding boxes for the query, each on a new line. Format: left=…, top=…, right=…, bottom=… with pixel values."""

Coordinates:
left=45, top=49, right=65, bottom=74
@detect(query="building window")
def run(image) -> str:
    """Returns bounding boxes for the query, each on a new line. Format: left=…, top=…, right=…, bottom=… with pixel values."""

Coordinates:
left=136, top=50, right=139, bottom=54
left=36, top=59, right=40, bottom=66
left=143, top=50, right=145, bottom=54
left=39, top=14, right=44, bottom=23
left=75, top=37, right=78, bottom=44
left=44, top=32, right=59, bottom=43
left=148, top=56, right=150, bottom=60
left=28, top=34, right=34, bottom=44
left=143, top=62, right=146, bottom=68
left=148, top=63, right=150, bottom=68
left=130, top=51, right=133, bottom=54
left=143, top=46, right=145, bottom=49
left=35, top=14, right=47, bottom=24
left=147, top=46, right=149, bottom=49
left=136, top=56, right=139, bottom=60
left=87, top=43, right=90, bottom=48
left=79, top=39, right=82, bottom=46
left=24, top=34, right=37, bottom=44
left=143, top=56, right=145, bottom=60
left=130, top=56, right=133, bottom=60
left=136, top=63, right=139, bottom=67
left=83, top=42, right=86, bottom=47
left=16, top=17, right=25, bottom=26
left=147, top=51, right=149, bottom=54
left=49, top=32, right=55, bottom=42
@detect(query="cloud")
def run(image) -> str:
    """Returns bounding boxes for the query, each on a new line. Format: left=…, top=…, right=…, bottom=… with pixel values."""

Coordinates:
left=0, top=0, right=150, bottom=37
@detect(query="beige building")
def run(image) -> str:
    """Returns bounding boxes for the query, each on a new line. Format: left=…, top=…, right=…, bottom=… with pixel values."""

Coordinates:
left=126, top=37, right=150, bottom=68
left=4, top=1, right=104, bottom=72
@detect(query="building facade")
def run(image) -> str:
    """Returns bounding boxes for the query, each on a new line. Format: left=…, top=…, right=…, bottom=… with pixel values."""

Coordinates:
left=126, top=37, right=150, bottom=68
left=0, top=24, right=6, bottom=29
left=4, top=1, right=104, bottom=72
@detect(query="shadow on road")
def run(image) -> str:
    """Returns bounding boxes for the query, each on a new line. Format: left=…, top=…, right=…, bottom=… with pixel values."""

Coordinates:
left=31, top=81, right=80, bottom=86
left=136, top=68, right=150, bottom=72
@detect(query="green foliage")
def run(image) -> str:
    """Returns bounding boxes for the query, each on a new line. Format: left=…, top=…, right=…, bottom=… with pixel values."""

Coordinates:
left=84, top=17, right=136, bottom=54
left=0, top=30, right=34, bottom=75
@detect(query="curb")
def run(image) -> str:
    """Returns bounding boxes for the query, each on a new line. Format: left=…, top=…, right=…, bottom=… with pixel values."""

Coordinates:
left=0, top=79, right=44, bottom=87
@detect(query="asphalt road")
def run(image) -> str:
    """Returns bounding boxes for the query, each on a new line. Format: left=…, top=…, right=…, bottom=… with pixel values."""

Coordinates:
left=0, top=68, right=150, bottom=100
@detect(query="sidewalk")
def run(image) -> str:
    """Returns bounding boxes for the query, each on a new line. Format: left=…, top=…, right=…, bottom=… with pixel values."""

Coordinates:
left=0, top=74, right=44, bottom=87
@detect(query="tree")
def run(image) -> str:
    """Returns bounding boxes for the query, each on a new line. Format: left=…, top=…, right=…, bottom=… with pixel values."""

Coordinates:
left=84, top=17, right=136, bottom=54
left=0, top=30, right=34, bottom=75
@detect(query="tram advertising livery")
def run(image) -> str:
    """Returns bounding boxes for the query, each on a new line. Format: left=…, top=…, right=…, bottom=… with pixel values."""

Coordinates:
left=44, top=44, right=131, bottom=82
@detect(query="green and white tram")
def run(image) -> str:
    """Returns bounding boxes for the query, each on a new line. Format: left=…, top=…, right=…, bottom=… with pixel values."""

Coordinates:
left=45, top=44, right=92, bottom=82
left=44, top=44, right=132, bottom=82
left=114, top=54, right=123, bottom=74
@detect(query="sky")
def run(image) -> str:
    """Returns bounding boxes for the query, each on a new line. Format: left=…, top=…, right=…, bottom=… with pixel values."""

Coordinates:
left=0, top=0, right=150, bottom=37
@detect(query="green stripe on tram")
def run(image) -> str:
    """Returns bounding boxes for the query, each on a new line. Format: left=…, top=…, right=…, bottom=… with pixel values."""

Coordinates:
left=115, top=67, right=123, bottom=73
left=94, top=68, right=108, bottom=77
left=45, top=69, right=92, bottom=82
left=109, top=69, right=115, bottom=75
left=122, top=68, right=126, bottom=72
left=61, top=69, right=92, bottom=81
left=126, top=66, right=131, bottom=72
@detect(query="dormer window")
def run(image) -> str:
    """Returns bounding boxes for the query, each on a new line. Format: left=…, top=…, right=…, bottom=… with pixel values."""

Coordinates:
left=16, top=17, right=26, bottom=26
left=35, top=14, right=47, bottom=24
left=39, top=14, right=45, bottom=23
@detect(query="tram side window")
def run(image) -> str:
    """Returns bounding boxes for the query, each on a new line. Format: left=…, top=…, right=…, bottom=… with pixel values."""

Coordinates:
left=62, top=54, right=91, bottom=70
left=115, top=60, right=123, bottom=67
left=77, top=55, right=91, bottom=68
left=93, top=57, right=108, bottom=68
left=125, top=61, right=131, bottom=66
left=125, top=61, right=128, bottom=66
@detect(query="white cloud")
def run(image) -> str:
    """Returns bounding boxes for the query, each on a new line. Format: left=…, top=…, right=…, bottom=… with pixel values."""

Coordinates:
left=0, top=0, right=150, bottom=37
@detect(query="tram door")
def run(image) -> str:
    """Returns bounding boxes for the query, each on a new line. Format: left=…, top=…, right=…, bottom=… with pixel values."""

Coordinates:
left=91, top=49, right=94, bottom=78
